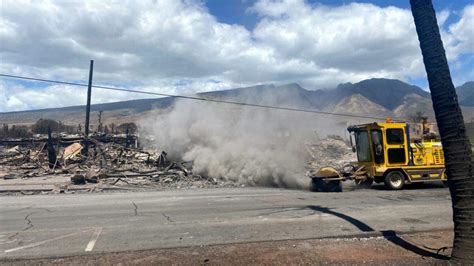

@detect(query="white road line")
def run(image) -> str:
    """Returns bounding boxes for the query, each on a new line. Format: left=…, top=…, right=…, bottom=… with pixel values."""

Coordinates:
left=85, top=227, right=102, bottom=252
left=4, top=230, right=90, bottom=253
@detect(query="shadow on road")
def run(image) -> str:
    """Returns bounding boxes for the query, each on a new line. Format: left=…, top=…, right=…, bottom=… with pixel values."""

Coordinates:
left=306, top=205, right=449, bottom=260
left=307, top=205, right=374, bottom=232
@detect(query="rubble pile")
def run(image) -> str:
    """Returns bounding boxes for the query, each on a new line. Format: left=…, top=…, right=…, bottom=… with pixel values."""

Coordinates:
left=305, top=135, right=356, bottom=176
left=0, top=137, right=238, bottom=194
left=0, top=144, right=52, bottom=179
left=1, top=133, right=356, bottom=194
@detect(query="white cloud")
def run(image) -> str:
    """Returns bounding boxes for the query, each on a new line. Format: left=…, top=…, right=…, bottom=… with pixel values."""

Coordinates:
left=448, top=5, right=474, bottom=56
left=252, top=2, right=423, bottom=78
left=0, top=0, right=472, bottom=111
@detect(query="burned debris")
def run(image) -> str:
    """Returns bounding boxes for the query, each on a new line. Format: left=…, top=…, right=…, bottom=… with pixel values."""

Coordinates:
left=0, top=133, right=236, bottom=194
left=305, top=135, right=356, bottom=177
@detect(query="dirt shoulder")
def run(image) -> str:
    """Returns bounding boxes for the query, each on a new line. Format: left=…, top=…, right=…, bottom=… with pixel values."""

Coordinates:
left=3, top=230, right=452, bottom=265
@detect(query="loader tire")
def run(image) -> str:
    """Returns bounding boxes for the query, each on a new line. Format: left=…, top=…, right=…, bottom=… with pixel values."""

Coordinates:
left=310, top=178, right=342, bottom=192
left=384, top=171, right=405, bottom=190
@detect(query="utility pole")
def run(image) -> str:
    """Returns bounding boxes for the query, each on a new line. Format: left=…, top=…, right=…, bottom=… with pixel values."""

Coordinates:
left=84, top=60, right=94, bottom=154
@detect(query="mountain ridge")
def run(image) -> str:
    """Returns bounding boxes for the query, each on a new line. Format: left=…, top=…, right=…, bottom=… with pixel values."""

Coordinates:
left=1, top=78, right=472, bottom=125
left=456, top=81, right=474, bottom=107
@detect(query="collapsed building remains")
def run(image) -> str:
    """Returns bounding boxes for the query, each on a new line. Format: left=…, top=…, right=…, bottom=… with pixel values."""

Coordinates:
left=0, top=133, right=238, bottom=194
left=0, top=130, right=355, bottom=194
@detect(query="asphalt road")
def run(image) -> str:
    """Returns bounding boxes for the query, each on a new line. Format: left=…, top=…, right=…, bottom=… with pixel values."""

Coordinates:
left=0, top=186, right=452, bottom=260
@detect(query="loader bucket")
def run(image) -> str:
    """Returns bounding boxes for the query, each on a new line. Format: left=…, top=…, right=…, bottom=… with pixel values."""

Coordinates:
left=309, top=166, right=343, bottom=192
left=314, top=166, right=342, bottom=179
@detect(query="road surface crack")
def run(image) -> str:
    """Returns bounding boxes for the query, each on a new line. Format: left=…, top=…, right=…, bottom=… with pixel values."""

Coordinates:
left=162, top=213, right=174, bottom=222
left=8, top=212, right=36, bottom=240
left=132, top=202, right=138, bottom=216
left=23, top=213, right=34, bottom=231
left=6, top=207, right=52, bottom=240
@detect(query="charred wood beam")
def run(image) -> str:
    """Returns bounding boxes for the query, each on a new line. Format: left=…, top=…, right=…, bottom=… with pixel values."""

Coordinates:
left=47, top=127, right=58, bottom=169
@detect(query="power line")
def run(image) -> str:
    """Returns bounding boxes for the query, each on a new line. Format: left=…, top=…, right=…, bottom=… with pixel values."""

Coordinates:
left=0, top=73, right=402, bottom=121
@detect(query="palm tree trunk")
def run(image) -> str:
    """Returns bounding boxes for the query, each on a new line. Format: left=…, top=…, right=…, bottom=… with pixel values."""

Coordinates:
left=410, top=0, right=474, bottom=263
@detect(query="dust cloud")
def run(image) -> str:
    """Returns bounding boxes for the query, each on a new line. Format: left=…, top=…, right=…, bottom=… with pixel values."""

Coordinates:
left=140, top=98, right=347, bottom=189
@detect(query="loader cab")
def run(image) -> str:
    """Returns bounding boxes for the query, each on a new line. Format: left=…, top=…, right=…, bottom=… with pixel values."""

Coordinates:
left=348, top=122, right=409, bottom=168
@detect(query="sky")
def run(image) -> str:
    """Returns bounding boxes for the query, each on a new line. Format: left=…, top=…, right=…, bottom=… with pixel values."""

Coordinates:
left=0, top=0, right=473, bottom=112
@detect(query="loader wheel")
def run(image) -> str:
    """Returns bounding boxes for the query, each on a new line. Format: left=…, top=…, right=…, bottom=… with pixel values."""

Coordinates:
left=384, top=171, right=405, bottom=190
left=310, top=178, right=342, bottom=192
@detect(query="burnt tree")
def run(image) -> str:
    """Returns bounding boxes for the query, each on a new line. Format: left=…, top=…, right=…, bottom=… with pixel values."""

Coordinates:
left=411, top=0, right=474, bottom=263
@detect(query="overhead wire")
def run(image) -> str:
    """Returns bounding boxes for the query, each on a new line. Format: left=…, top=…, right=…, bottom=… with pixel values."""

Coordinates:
left=0, top=73, right=410, bottom=121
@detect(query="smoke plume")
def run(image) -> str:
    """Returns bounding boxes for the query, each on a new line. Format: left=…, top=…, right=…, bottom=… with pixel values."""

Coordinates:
left=140, top=98, right=346, bottom=189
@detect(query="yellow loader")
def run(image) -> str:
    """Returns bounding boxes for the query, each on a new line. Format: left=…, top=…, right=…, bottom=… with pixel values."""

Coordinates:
left=309, top=120, right=446, bottom=192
